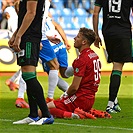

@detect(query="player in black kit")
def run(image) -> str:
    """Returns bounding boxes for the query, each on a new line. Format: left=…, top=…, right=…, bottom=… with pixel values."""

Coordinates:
left=8, top=0, right=54, bottom=125
left=93, top=0, right=133, bottom=113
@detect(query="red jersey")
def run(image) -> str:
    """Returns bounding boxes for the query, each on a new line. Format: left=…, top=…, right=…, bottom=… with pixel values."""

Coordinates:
left=73, top=48, right=101, bottom=99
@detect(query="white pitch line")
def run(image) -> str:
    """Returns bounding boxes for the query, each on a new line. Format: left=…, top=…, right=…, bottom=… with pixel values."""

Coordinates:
left=0, top=119, right=133, bottom=131
left=0, top=119, right=12, bottom=121
left=54, top=122, right=133, bottom=131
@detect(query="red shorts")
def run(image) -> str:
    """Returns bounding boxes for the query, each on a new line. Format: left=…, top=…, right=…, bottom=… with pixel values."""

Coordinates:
left=54, top=94, right=95, bottom=112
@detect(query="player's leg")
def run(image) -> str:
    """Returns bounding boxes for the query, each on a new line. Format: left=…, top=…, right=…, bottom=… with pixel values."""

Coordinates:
left=105, top=38, right=132, bottom=113
left=60, top=66, right=74, bottom=78
left=15, top=69, right=22, bottom=85
left=46, top=58, right=59, bottom=102
left=15, top=75, right=29, bottom=108
left=57, top=77, right=69, bottom=92
left=106, top=63, right=123, bottom=113
left=13, top=41, right=52, bottom=124
left=5, top=69, right=21, bottom=91
left=40, top=40, right=59, bottom=102
left=38, top=100, right=79, bottom=119
left=55, top=42, right=74, bottom=78
left=46, top=96, right=96, bottom=119
left=46, top=42, right=71, bottom=96
left=42, top=62, right=69, bottom=93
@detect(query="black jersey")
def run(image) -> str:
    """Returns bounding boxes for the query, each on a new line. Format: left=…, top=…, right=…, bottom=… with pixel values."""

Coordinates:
left=95, top=0, right=133, bottom=38
left=18, top=0, right=45, bottom=42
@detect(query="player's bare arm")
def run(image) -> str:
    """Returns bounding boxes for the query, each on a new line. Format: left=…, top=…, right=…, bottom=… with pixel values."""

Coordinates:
left=12, top=0, right=37, bottom=52
left=14, top=0, right=20, bottom=14
left=93, top=6, right=102, bottom=48
left=66, top=76, right=82, bottom=96
left=8, top=30, right=18, bottom=48
left=52, top=20, right=71, bottom=51
left=47, top=35, right=61, bottom=44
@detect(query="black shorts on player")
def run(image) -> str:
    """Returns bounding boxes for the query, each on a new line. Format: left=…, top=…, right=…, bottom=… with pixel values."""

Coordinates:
left=104, top=38, right=132, bottom=63
left=17, top=40, right=40, bottom=67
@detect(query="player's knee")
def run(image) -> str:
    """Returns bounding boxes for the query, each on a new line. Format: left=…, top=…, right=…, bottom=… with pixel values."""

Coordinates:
left=48, top=60, right=59, bottom=70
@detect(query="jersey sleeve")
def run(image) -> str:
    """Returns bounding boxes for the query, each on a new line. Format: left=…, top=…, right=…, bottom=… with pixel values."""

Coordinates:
left=73, top=58, right=87, bottom=77
left=73, top=59, right=86, bottom=77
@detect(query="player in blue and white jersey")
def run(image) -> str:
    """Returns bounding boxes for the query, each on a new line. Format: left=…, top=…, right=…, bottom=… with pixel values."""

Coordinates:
left=40, top=14, right=73, bottom=103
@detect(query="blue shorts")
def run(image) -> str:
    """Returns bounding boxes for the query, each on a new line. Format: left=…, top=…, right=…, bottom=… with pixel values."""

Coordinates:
left=41, top=41, right=68, bottom=72
left=39, top=39, right=56, bottom=63
left=52, top=42, right=68, bottom=68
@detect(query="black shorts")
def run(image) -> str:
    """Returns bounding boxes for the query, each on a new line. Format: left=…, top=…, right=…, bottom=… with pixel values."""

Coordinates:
left=104, top=38, right=132, bottom=63
left=17, top=40, right=40, bottom=66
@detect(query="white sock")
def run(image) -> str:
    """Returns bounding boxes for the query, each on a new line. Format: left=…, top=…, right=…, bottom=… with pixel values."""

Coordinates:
left=65, top=66, right=74, bottom=78
left=57, top=77, right=69, bottom=92
left=18, top=76, right=26, bottom=99
left=107, top=101, right=114, bottom=108
left=10, top=69, right=21, bottom=82
left=15, top=70, right=22, bottom=84
left=48, top=70, right=58, bottom=98
left=114, top=97, right=118, bottom=104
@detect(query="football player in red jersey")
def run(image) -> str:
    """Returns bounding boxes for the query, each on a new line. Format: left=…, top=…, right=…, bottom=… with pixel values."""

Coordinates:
left=38, top=27, right=103, bottom=119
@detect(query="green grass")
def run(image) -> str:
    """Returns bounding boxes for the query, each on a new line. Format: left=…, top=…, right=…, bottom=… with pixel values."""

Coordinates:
left=0, top=75, right=133, bottom=133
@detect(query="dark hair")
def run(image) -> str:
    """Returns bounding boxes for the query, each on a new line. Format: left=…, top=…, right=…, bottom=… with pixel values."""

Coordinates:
left=79, top=27, right=96, bottom=45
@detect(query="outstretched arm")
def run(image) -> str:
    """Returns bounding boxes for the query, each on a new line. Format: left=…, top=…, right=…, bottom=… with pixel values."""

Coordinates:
left=52, top=20, right=71, bottom=51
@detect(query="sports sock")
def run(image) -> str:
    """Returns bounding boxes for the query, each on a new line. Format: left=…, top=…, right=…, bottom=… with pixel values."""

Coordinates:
left=49, top=108, right=72, bottom=118
left=50, top=108, right=77, bottom=119
left=15, top=70, right=22, bottom=84
left=108, top=70, right=122, bottom=102
left=18, top=76, right=26, bottom=99
left=22, top=72, right=51, bottom=118
left=49, top=108, right=64, bottom=118
left=57, top=77, right=69, bottom=92
left=64, top=66, right=74, bottom=78
left=10, top=69, right=21, bottom=82
left=114, top=97, right=118, bottom=104
left=64, top=111, right=73, bottom=118
left=48, top=70, right=58, bottom=98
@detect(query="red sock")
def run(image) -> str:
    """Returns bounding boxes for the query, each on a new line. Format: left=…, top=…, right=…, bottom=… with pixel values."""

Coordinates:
left=63, top=111, right=72, bottom=118
left=49, top=108, right=64, bottom=118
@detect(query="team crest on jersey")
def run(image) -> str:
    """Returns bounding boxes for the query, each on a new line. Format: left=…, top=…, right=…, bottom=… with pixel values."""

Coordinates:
left=75, top=68, right=79, bottom=73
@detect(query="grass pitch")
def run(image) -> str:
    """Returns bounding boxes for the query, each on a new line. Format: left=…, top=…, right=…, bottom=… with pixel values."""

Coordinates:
left=0, top=74, right=133, bottom=133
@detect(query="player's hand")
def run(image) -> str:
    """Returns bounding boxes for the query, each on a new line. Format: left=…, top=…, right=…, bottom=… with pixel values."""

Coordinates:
left=64, top=41, right=71, bottom=52
left=60, top=92, right=69, bottom=100
left=10, top=36, right=21, bottom=52
left=8, top=35, right=15, bottom=48
left=47, top=35, right=61, bottom=44
left=94, top=35, right=102, bottom=49
left=40, top=42, right=43, bottom=50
